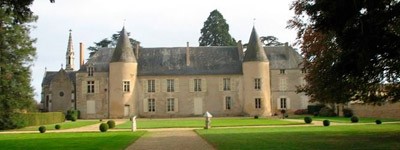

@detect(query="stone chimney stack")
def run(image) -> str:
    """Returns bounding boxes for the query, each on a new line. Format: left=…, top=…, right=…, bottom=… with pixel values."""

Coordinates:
left=237, top=40, right=243, bottom=60
left=135, top=43, right=140, bottom=59
left=186, top=42, right=190, bottom=66
left=79, top=42, right=84, bottom=67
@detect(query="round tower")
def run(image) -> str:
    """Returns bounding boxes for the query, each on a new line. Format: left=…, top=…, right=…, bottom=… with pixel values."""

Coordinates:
left=242, top=27, right=272, bottom=116
left=109, top=27, right=138, bottom=118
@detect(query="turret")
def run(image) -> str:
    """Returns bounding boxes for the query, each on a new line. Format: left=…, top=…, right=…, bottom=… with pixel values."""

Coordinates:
left=108, top=27, right=138, bottom=118
left=65, top=29, right=75, bottom=71
left=242, top=26, right=272, bottom=116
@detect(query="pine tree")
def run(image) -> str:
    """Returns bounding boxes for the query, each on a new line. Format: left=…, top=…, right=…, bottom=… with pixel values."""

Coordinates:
left=0, top=0, right=37, bottom=129
left=88, top=32, right=140, bottom=57
left=199, top=10, right=236, bottom=46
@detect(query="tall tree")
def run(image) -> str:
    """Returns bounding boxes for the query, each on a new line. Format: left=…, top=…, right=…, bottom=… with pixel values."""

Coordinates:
left=260, top=36, right=283, bottom=46
left=88, top=32, right=140, bottom=57
left=289, top=0, right=400, bottom=104
left=199, top=9, right=236, bottom=46
left=0, top=0, right=37, bottom=129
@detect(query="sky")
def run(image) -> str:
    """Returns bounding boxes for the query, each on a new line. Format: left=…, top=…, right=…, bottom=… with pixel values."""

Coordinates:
left=29, top=0, right=298, bottom=102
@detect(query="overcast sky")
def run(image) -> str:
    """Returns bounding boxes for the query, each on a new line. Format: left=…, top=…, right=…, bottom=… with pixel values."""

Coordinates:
left=30, top=0, right=297, bottom=102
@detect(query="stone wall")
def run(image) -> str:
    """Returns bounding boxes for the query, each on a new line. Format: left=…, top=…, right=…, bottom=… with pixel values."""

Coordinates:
left=351, top=103, right=400, bottom=119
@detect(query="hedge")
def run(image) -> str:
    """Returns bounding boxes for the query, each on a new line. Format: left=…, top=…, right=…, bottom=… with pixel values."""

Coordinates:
left=20, top=112, right=65, bottom=127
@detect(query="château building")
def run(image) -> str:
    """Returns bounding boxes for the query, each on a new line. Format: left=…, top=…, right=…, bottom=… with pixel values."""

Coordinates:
left=41, top=26, right=309, bottom=119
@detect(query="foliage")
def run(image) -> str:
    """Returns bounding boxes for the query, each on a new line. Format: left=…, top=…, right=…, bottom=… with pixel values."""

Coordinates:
left=294, top=109, right=308, bottom=115
left=260, top=36, right=283, bottom=46
left=342, top=108, right=354, bottom=118
left=376, top=120, right=382, bottom=125
left=323, top=120, right=330, bottom=126
left=199, top=9, right=236, bottom=46
left=289, top=115, right=400, bottom=123
left=304, top=116, right=312, bottom=124
left=38, top=126, right=46, bottom=133
left=0, top=1, right=38, bottom=130
left=54, top=124, right=61, bottom=130
left=87, top=32, right=140, bottom=57
left=99, top=123, right=109, bottom=132
left=307, top=105, right=325, bottom=115
left=66, top=110, right=79, bottom=121
left=254, top=115, right=259, bottom=119
left=351, top=116, right=359, bottom=123
left=318, top=107, right=336, bottom=117
left=289, top=0, right=400, bottom=104
left=21, top=112, right=64, bottom=127
left=15, top=120, right=98, bottom=131
left=107, top=120, right=116, bottom=129
left=0, top=131, right=146, bottom=149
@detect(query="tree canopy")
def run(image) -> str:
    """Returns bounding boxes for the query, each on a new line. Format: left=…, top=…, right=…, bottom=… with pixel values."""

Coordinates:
left=199, top=9, right=236, bottom=46
left=88, top=32, right=140, bottom=57
left=0, top=0, right=37, bottom=129
left=289, top=0, right=400, bottom=104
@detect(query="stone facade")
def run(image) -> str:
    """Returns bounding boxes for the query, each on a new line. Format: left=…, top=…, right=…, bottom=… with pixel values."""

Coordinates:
left=350, top=103, right=400, bottom=119
left=41, top=26, right=310, bottom=119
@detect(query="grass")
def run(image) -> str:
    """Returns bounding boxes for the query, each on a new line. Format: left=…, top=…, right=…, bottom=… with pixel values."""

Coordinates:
left=116, top=117, right=303, bottom=129
left=196, top=123, right=400, bottom=150
left=289, top=115, right=400, bottom=123
left=0, top=131, right=146, bottom=150
left=10, top=120, right=100, bottom=131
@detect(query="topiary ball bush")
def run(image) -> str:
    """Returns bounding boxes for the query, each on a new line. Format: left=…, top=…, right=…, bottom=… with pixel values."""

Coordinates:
left=323, top=120, right=330, bottom=126
left=39, top=126, right=46, bottom=133
left=107, top=120, right=116, bottom=129
left=351, top=116, right=359, bottom=123
left=55, top=124, right=61, bottom=130
left=304, top=116, right=313, bottom=124
left=375, top=120, right=382, bottom=125
left=99, top=123, right=109, bottom=132
left=71, top=116, right=77, bottom=122
left=254, top=115, right=259, bottom=119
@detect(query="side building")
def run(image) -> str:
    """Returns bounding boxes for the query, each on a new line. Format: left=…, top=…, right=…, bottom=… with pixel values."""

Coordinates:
left=41, top=26, right=309, bottom=119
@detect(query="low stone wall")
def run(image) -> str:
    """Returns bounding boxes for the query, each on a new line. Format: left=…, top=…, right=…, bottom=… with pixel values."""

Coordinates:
left=351, top=103, right=400, bottom=119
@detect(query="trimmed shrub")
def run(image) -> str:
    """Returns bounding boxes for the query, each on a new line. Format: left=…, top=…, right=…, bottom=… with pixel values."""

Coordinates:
left=294, top=109, right=308, bottom=115
left=66, top=110, right=80, bottom=121
left=323, top=120, right=330, bottom=126
left=342, top=108, right=353, bottom=118
left=304, top=116, right=312, bottom=124
left=351, top=116, right=359, bottom=123
left=55, top=124, right=61, bottom=130
left=39, top=126, right=46, bottom=133
left=319, top=107, right=336, bottom=117
left=99, top=123, right=109, bottom=132
left=70, top=116, right=77, bottom=122
left=107, top=120, right=116, bottom=129
left=375, top=120, right=382, bottom=125
left=254, top=115, right=259, bottom=119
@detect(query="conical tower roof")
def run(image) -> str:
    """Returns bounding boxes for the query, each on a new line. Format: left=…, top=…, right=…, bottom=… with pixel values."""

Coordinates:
left=111, top=27, right=137, bottom=63
left=243, top=27, right=268, bottom=62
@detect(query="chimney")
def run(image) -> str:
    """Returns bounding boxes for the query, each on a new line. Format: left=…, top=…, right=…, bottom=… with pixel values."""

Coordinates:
left=186, top=42, right=190, bottom=66
left=237, top=40, right=243, bottom=60
left=135, top=43, right=140, bottom=59
left=79, top=42, right=84, bottom=67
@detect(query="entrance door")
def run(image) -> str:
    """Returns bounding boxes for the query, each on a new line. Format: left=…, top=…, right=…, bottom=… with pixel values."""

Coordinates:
left=124, top=105, right=130, bottom=117
left=194, top=98, right=203, bottom=115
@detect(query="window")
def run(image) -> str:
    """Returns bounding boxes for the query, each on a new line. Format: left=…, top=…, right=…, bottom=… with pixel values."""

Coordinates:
left=280, top=69, right=286, bottom=74
left=255, top=98, right=261, bottom=109
left=194, top=79, right=202, bottom=92
left=148, top=98, right=155, bottom=112
left=123, top=81, right=130, bottom=92
left=279, top=78, right=287, bottom=91
left=167, top=79, right=174, bottom=92
left=223, top=78, right=231, bottom=91
left=167, top=98, right=175, bottom=112
left=87, top=81, right=95, bottom=93
left=225, top=97, right=232, bottom=110
left=254, top=78, right=261, bottom=90
left=301, top=68, right=307, bottom=74
left=280, top=98, right=287, bottom=109
left=148, top=80, right=155, bottom=92
left=88, top=66, right=94, bottom=76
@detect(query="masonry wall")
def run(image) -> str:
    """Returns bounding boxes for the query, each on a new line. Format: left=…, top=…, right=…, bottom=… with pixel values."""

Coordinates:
left=351, top=103, right=400, bottom=119
left=47, top=71, right=74, bottom=113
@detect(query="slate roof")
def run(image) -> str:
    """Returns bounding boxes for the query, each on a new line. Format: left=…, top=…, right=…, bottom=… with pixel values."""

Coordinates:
left=110, top=27, right=137, bottom=63
left=42, top=70, right=76, bottom=86
left=265, top=46, right=303, bottom=69
left=243, top=27, right=269, bottom=62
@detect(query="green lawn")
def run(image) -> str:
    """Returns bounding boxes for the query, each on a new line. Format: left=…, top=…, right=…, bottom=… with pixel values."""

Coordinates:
left=116, top=117, right=303, bottom=129
left=0, top=131, right=146, bottom=150
left=11, top=120, right=100, bottom=131
left=196, top=124, right=400, bottom=150
left=289, top=115, right=400, bottom=123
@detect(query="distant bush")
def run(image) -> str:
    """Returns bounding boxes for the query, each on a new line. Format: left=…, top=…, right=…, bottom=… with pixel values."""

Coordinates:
left=342, top=108, right=353, bottom=118
left=66, top=110, right=79, bottom=121
left=39, top=126, right=46, bottom=133
left=107, top=120, right=116, bottom=129
left=294, top=109, right=308, bottom=115
left=375, top=120, right=382, bottom=125
left=55, top=124, right=61, bottom=130
left=99, top=123, right=109, bottom=132
left=304, top=116, right=312, bottom=124
left=7, top=112, right=65, bottom=130
left=308, top=104, right=325, bottom=114
left=351, top=116, right=359, bottom=123
left=323, top=120, right=330, bottom=126
left=319, top=107, right=336, bottom=117
left=254, top=115, right=259, bottom=119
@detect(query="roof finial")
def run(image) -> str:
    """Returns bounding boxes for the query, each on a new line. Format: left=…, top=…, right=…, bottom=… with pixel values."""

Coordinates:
left=123, top=19, right=126, bottom=27
left=61, top=64, right=63, bottom=69
left=253, top=18, right=256, bottom=27
left=69, top=29, right=72, bottom=33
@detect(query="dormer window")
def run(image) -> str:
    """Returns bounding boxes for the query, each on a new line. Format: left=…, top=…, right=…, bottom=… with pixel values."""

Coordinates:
left=280, top=69, right=286, bottom=74
left=88, top=66, right=94, bottom=77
